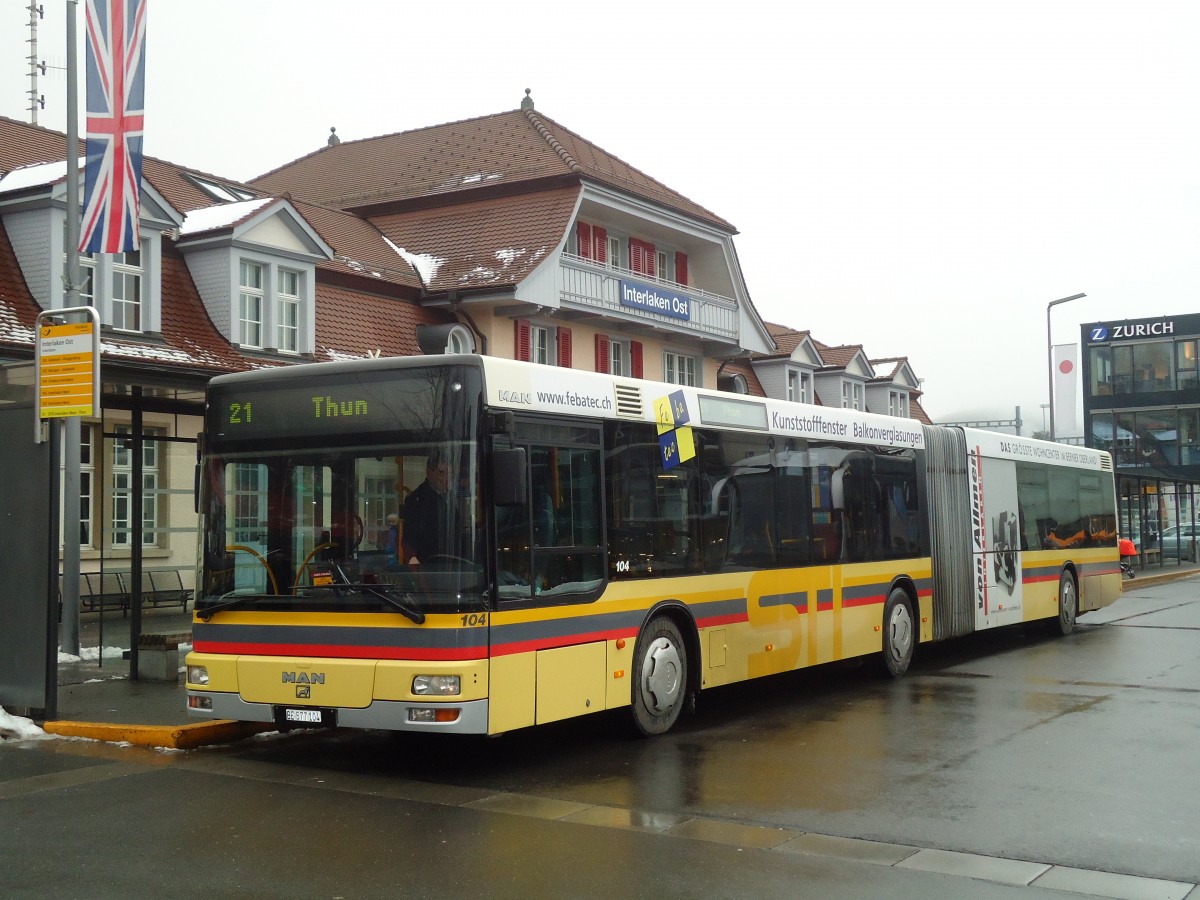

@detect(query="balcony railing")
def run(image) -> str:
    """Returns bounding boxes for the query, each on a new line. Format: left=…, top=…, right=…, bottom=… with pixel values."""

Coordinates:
left=560, top=253, right=739, bottom=345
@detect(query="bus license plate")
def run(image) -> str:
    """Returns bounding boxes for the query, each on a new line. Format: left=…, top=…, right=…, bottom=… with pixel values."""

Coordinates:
left=275, top=706, right=336, bottom=728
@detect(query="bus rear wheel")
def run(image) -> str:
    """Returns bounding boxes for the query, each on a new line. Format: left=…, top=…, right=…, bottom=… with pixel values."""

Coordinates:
left=881, top=589, right=916, bottom=678
left=1052, top=571, right=1077, bottom=636
left=631, top=617, right=688, bottom=736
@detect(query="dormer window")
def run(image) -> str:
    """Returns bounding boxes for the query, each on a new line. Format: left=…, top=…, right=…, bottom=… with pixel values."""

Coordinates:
left=61, top=221, right=149, bottom=332
left=787, top=369, right=811, bottom=404
left=184, top=173, right=256, bottom=204
left=889, top=390, right=910, bottom=417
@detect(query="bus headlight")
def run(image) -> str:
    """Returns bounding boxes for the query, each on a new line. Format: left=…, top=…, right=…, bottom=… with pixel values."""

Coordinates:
left=187, top=665, right=210, bottom=686
left=412, top=674, right=461, bottom=696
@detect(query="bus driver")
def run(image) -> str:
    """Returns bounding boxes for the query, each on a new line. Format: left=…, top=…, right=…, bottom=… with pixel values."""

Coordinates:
left=402, top=450, right=449, bottom=566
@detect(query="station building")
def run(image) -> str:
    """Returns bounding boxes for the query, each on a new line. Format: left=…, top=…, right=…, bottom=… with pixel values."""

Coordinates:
left=0, top=93, right=931, bottom=596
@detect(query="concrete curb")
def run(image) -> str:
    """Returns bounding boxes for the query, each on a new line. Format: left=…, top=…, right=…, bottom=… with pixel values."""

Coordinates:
left=1123, top=569, right=1199, bottom=591
left=41, top=719, right=271, bottom=749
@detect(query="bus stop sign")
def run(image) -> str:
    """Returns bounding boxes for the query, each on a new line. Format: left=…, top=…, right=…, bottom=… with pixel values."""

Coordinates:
left=35, top=306, right=100, bottom=438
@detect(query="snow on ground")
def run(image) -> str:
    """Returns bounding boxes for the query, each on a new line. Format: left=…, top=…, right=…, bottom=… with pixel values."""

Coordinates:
left=0, top=706, right=48, bottom=742
left=58, top=646, right=129, bottom=664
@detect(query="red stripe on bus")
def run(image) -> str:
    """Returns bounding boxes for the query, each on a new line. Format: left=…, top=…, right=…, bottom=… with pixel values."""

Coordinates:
left=842, top=594, right=886, bottom=609
left=491, top=626, right=639, bottom=657
left=695, top=612, right=749, bottom=628
left=192, top=641, right=486, bottom=661
left=1022, top=574, right=1060, bottom=585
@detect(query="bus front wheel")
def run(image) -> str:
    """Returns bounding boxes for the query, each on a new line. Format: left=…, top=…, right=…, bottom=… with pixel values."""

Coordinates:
left=631, top=617, right=688, bottom=736
left=881, top=589, right=916, bottom=678
left=1052, top=571, right=1077, bottom=636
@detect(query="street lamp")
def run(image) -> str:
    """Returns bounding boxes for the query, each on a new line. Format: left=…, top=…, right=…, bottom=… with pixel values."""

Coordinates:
left=1046, top=292, right=1086, bottom=442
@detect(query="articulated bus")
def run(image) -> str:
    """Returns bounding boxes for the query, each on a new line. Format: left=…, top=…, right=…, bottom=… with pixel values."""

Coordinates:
left=185, top=355, right=1122, bottom=736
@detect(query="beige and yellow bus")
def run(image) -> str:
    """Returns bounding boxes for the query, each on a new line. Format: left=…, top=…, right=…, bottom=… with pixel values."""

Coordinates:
left=186, top=355, right=1121, bottom=736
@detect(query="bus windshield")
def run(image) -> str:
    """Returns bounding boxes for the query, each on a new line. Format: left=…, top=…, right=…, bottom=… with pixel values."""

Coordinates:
left=198, top=363, right=487, bottom=616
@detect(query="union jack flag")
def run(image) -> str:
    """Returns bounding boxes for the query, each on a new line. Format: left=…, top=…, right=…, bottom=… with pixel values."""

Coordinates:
left=80, top=0, right=148, bottom=254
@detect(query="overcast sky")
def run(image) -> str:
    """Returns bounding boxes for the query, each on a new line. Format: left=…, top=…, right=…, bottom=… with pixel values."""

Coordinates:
left=2, top=1, right=1198, bottom=430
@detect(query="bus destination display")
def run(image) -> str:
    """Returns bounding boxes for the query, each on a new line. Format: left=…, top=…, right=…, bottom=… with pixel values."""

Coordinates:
left=209, top=375, right=448, bottom=442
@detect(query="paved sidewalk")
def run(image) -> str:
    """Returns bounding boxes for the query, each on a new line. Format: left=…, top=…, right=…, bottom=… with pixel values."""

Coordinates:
left=47, top=603, right=264, bottom=748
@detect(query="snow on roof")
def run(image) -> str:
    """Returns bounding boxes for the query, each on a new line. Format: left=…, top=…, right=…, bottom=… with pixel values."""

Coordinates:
left=179, top=197, right=273, bottom=235
left=382, top=235, right=443, bottom=286
left=0, top=158, right=84, bottom=195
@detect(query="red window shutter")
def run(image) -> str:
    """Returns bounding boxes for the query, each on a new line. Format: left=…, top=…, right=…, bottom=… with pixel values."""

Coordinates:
left=675, top=252, right=688, bottom=286
left=577, top=223, right=592, bottom=260
left=629, top=239, right=645, bottom=275
left=594, top=333, right=610, bottom=373
left=630, top=239, right=657, bottom=277
left=594, top=226, right=607, bottom=264
left=630, top=340, right=644, bottom=379
left=557, top=326, right=572, bottom=367
left=514, top=319, right=531, bottom=362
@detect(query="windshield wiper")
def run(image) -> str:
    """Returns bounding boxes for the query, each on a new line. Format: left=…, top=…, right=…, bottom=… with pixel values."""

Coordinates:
left=197, top=591, right=289, bottom=622
left=296, top=580, right=426, bottom=625
left=349, top=583, right=426, bottom=624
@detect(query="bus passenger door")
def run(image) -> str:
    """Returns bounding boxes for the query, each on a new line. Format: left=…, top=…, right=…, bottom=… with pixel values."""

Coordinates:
left=488, top=422, right=607, bottom=734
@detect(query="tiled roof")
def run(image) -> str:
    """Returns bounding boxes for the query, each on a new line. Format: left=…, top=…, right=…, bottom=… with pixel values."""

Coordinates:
left=0, top=215, right=40, bottom=350
left=817, top=344, right=866, bottom=370
left=293, top=200, right=424, bottom=291
left=868, top=356, right=909, bottom=382
left=314, top=283, right=456, bottom=360
left=369, top=187, right=579, bottom=293
left=250, top=107, right=733, bottom=230
left=151, top=243, right=258, bottom=373
left=761, top=322, right=812, bottom=358
left=717, top=358, right=766, bottom=397
left=0, top=116, right=255, bottom=216
left=910, top=398, right=934, bottom=425
left=0, top=116, right=76, bottom=173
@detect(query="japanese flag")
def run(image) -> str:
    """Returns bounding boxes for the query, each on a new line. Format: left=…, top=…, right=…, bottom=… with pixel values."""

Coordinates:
left=1053, top=343, right=1079, bottom=436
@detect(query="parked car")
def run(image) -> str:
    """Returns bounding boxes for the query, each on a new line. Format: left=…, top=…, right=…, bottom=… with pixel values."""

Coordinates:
left=1160, top=523, right=1200, bottom=560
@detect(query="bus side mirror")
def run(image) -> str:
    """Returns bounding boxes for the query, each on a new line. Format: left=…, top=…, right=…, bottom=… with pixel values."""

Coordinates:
left=493, top=447, right=528, bottom=507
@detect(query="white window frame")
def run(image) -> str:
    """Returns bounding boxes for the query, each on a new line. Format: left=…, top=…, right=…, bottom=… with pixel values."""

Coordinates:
left=239, top=260, right=265, bottom=349
left=110, top=250, right=143, bottom=331
left=609, top=338, right=630, bottom=377
left=842, top=380, right=864, bottom=411
left=889, top=390, right=910, bottom=417
left=657, top=250, right=670, bottom=283
left=663, top=350, right=698, bottom=387
left=111, top=425, right=160, bottom=549
left=608, top=236, right=621, bottom=269
left=447, top=324, right=475, bottom=354
left=531, top=324, right=552, bottom=365
left=277, top=268, right=301, bottom=354
left=54, top=210, right=162, bottom=333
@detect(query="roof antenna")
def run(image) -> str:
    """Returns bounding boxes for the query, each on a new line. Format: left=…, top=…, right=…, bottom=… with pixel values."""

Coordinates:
left=520, top=88, right=534, bottom=111
left=327, top=126, right=341, bottom=147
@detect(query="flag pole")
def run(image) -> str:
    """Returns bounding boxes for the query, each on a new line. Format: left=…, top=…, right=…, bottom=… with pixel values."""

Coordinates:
left=61, top=0, right=83, bottom=660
